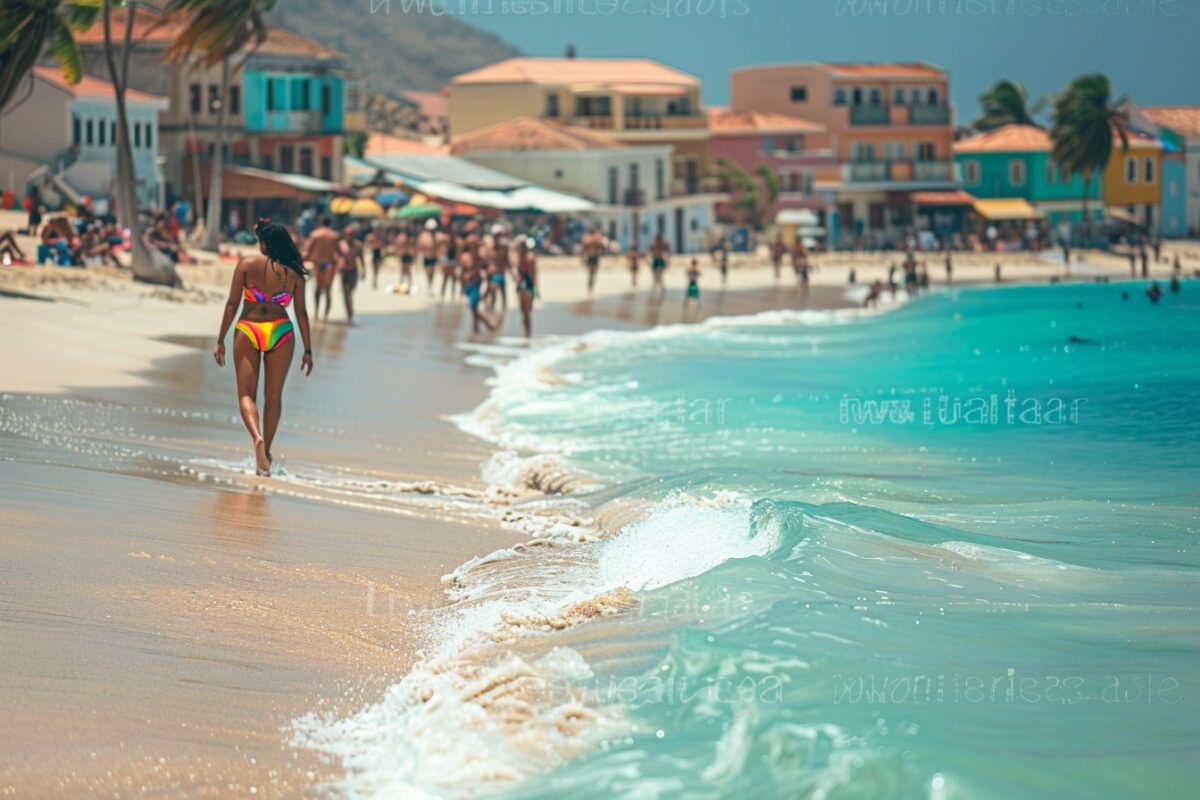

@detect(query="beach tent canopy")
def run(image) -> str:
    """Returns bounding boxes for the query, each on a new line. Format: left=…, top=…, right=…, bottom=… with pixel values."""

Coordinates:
left=395, top=203, right=442, bottom=220
left=329, top=196, right=354, bottom=214
left=972, top=198, right=1044, bottom=221
left=912, top=190, right=975, bottom=206
left=775, top=209, right=819, bottom=226
left=375, top=190, right=410, bottom=207
left=1105, top=207, right=1141, bottom=225
left=354, top=154, right=595, bottom=215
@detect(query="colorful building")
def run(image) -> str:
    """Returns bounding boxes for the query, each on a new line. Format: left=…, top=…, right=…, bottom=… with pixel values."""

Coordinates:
left=75, top=7, right=364, bottom=214
left=0, top=67, right=167, bottom=210
left=729, top=62, right=959, bottom=246
left=1130, top=106, right=1199, bottom=237
left=1100, top=129, right=1163, bottom=232
left=448, top=57, right=716, bottom=199
left=953, top=124, right=1102, bottom=234
left=705, top=108, right=838, bottom=228
left=451, top=116, right=713, bottom=252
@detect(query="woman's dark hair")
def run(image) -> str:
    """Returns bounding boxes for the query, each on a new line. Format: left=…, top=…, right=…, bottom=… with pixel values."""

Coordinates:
left=255, top=217, right=309, bottom=277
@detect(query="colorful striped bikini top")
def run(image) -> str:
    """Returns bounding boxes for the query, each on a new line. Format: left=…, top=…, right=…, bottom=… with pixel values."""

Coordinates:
left=243, top=285, right=292, bottom=307
left=243, top=261, right=292, bottom=307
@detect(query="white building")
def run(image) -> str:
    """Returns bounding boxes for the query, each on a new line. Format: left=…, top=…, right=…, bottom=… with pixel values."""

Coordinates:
left=451, top=116, right=718, bottom=253
left=0, top=67, right=167, bottom=210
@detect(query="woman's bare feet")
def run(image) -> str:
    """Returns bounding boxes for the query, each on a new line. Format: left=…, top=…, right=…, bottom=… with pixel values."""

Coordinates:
left=254, top=437, right=270, bottom=476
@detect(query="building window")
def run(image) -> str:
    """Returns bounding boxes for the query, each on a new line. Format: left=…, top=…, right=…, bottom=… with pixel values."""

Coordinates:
left=321, top=84, right=332, bottom=116
left=98, top=119, right=106, bottom=146
left=608, top=166, right=618, bottom=205
left=834, top=88, right=846, bottom=105
left=267, top=79, right=278, bottom=111
left=869, top=88, right=881, bottom=106
left=280, top=145, right=294, bottom=173
left=134, top=123, right=141, bottom=148
left=145, top=124, right=153, bottom=150
left=347, top=86, right=362, bottom=113
left=761, top=136, right=775, bottom=155
left=261, top=154, right=274, bottom=171
left=575, top=96, right=611, bottom=118
left=321, top=156, right=332, bottom=181
left=911, top=87, right=923, bottom=105
left=208, top=84, right=220, bottom=114
left=1126, top=157, right=1137, bottom=184
left=1045, top=160, right=1056, bottom=185
left=229, top=85, right=241, bottom=115
left=299, top=146, right=314, bottom=176
left=545, top=94, right=559, bottom=117
left=85, top=119, right=94, bottom=146
left=884, top=141, right=905, bottom=161
left=790, top=85, right=807, bottom=102
left=655, top=158, right=665, bottom=200
left=894, top=87, right=905, bottom=105
left=928, top=88, right=940, bottom=105
left=629, top=162, right=640, bottom=195
left=111, top=121, right=116, bottom=144
left=292, top=79, right=311, bottom=111
left=916, top=142, right=935, bottom=161
left=1144, top=157, right=1155, bottom=184
left=1009, top=158, right=1026, bottom=186
left=963, top=160, right=981, bottom=185
left=72, top=115, right=81, bottom=145
left=190, top=83, right=202, bottom=115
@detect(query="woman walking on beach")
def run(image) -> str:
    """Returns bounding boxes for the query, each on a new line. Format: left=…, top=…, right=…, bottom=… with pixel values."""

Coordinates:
left=214, top=219, right=314, bottom=477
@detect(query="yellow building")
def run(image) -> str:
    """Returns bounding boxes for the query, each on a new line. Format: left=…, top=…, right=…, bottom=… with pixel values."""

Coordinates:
left=1102, top=130, right=1163, bottom=228
left=448, top=57, right=713, bottom=197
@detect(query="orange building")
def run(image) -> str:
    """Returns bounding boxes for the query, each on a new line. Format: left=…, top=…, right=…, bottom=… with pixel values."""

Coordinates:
left=730, top=62, right=958, bottom=245
left=1102, top=130, right=1163, bottom=229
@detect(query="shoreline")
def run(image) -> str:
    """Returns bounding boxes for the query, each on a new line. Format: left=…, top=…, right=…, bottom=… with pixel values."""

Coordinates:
left=1, top=242, right=1193, bottom=796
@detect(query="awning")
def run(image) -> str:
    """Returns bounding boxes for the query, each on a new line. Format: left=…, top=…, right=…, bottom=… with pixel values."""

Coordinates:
left=912, top=190, right=975, bottom=206
left=610, top=83, right=689, bottom=97
left=1106, top=206, right=1141, bottom=225
left=228, top=166, right=339, bottom=193
left=972, top=198, right=1044, bottom=221
left=776, top=209, right=820, bottom=226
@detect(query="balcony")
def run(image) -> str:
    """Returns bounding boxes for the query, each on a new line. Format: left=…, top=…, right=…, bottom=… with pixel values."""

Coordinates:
left=909, top=105, right=950, bottom=125
left=624, top=113, right=707, bottom=131
left=671, top=176, right=722, bottom=196
left=258, top=109, right=325, bottom=135
left=844, top=161, right=956, bottom=184
left=849, top=105, right=890, bottom=126
left=572, top=115, right=616, bottom=130
left=913, top=161, right=954, bottom=180
left=848, top=162, right=888, bottom=181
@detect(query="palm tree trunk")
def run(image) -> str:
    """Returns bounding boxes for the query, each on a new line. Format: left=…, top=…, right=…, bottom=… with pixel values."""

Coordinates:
left=1081, top=169, right=1091, bottom=244
left=201, top=57, right=229, bottom=252
left=103, top=0, right=179, bottom=287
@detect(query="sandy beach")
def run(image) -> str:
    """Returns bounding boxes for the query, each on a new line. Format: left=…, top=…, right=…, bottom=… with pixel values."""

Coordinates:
left=2, top=205, right=1196, bottom=795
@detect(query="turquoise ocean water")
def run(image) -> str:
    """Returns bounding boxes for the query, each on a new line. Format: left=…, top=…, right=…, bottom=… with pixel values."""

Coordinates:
left=465, top=282, right=1200, bottom=799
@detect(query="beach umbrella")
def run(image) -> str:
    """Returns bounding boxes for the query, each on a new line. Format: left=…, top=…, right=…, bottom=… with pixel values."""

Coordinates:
left=349, top=198, right=385, bottom=219
left=329, top=196, right=354, bottom=215
left=408, top=193, right=429, bottom=207
left=397, top=203, right=441, bottom=221
left=375, top=190, right=410, bottom=207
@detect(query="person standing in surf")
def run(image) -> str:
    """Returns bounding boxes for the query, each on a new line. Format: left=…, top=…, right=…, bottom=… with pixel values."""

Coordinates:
left=302, top=216, right=340, bottom=321
left=516, top=237, right=538, bottom=338
left=649, top=233, right=670, bottom=297
left=418, top=219, right=438, bottom=294
left=214, top=218, right=314, bottom=477
left=582, top=228, right=604, bottom=294
left=338, top=225, right=366, bottom=323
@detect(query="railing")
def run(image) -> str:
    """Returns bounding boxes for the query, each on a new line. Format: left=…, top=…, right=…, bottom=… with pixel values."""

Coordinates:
left=910, top=105, right=950, bottom=125
left=572, top=115, right=615, bottom=130
left=913, top=161, right=954, bottom=180
left=848, top=162, right=888, bottom=181
left=623, top=114, right=706, bottom=131
left=849, top=105, right=889, bottom=125
left=671, top=176, right=722, bottom=196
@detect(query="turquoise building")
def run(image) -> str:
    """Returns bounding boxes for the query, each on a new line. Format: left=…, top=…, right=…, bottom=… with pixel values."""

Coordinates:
left=242, top=71, right=345, bottom=135
left=954, top=124, right=1103, bottom=229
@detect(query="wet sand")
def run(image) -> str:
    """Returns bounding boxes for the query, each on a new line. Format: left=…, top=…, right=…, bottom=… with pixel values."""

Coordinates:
left=0, top=237, right=1180, bottom=795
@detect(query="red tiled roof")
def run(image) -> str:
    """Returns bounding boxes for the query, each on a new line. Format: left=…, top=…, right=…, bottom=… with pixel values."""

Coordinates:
left=954, top=124, right=1051, bottom=154
left=364, top=134, right=447, bottom=156
left=449, top=116, right=624, bottom=155
left=1138, top=106, right=1200, bottom=137
left=401, top=90, right=449, bottom=120
left=75, top=6, right=341, bottom=61
left=33, top=66, right=167, bottom=105
left=708, top=107, right=824, bottom=135
left=827, top=62, right=945, bottom=79
left=453, top=57, right=699, bottom=87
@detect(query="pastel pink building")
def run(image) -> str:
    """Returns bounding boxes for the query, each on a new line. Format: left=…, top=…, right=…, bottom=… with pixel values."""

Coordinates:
left=706, top=108, right=838, bottom=226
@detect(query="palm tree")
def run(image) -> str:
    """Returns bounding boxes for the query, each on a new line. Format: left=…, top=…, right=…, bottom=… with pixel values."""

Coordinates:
left=0, top=0, right=99, bottom=114
left=101, top=0, right=177, bottom=286
left=714, top=158, right=782, bottom=231
left=971, top=80, right=1046, bottom=132
left=1050, top=74, right=1130, bottom=241
left=163, top=0, right=275, bottom=252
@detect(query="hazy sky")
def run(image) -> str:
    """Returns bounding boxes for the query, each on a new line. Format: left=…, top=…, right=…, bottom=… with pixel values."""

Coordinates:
left=369, top=0, right=1198, bottom=121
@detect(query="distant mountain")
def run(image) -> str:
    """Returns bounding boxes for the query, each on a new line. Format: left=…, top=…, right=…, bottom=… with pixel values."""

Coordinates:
left=268, top=0, right=520, bottom=94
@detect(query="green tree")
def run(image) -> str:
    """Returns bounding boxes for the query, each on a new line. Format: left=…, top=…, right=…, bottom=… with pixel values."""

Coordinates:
left=0, top=0, right=99, bottom=114
left=714, top=158, right=781, bottom=231
left=1050, top=74, right=1130, bottom=241
left=971, top=79, right=1045, bottom=132
left=163, top=0, right=275, bottom=252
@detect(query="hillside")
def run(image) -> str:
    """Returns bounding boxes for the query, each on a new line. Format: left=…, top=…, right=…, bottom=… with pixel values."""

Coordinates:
left=268, top=0, right=520, bottom=94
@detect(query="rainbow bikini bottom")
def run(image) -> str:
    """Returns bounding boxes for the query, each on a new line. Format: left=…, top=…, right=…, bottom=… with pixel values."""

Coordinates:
left=236, top=318, right=295, bottom=352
